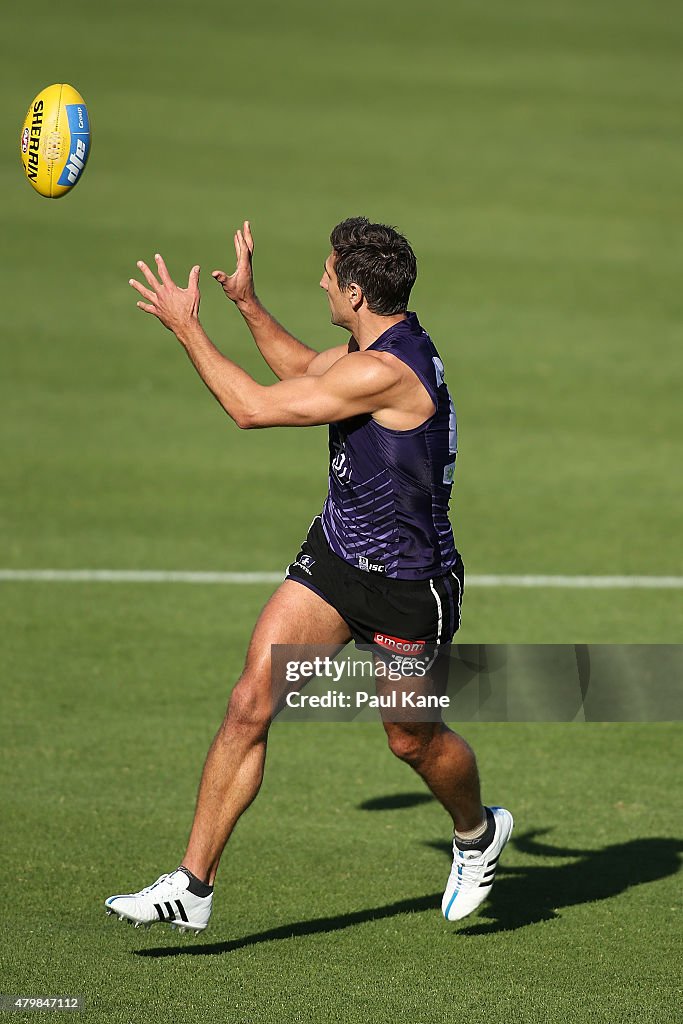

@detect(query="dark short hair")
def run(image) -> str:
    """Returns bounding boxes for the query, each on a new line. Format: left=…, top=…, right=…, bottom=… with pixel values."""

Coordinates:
left=329, top=217, right=417, bottom=315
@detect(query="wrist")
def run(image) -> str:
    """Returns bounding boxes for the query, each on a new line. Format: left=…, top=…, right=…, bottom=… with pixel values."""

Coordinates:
left=175, top=315, right=203, bottom=348
left=235, top=293, right=260, bottom=317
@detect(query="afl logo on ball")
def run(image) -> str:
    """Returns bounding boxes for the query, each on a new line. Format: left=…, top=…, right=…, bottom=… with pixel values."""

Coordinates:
left=21, top=127, right=29, bottom=153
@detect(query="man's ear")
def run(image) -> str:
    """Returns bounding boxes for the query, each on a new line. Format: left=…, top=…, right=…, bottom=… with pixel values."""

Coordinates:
left=348, top=282, right=363, bottom=311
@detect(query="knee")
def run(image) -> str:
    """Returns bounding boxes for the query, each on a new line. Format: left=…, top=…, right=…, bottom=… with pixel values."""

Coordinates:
left=222, top=673, right=272, bottom=737
left=385, top=724, right=436, bottom=767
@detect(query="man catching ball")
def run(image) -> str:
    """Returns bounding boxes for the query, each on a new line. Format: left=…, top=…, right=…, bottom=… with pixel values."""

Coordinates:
left=105, top=217, right=513, bottom=933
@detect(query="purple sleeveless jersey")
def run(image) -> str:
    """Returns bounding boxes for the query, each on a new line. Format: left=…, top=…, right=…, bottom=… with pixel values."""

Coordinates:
left=320, top=312, right=459, bottom=580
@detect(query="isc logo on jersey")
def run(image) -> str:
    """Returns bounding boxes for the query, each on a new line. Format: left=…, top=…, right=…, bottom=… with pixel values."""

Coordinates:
left=19, top=83, right=91, bottom=199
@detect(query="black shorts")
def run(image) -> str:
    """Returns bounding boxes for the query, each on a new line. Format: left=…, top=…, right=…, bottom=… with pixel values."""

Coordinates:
left=285, top=516, right=464, bottom=650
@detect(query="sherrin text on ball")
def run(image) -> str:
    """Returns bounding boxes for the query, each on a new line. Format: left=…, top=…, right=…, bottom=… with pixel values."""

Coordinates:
left=20, top=83, right=91, bottom=198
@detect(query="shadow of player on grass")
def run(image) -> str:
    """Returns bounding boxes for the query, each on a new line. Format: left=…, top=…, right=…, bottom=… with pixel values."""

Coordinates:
left=134, top=826, right=681, bottom=956
left=134, top=890, right=443, bottom=958
left=425, top=829, right=683, bottom=935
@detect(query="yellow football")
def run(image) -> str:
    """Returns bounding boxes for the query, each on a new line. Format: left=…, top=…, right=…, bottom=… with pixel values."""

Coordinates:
left=20, top=83, right=91, bottom=199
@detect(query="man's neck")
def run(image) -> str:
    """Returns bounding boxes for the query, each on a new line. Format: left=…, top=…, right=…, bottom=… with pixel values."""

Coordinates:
left=352, top=312, right=407, bottom=350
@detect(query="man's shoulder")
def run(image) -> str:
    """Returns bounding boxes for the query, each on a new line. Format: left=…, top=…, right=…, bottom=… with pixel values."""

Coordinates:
left=305, top=343, right=349, bottom=377
left=329, top=350, right=402, bottom=393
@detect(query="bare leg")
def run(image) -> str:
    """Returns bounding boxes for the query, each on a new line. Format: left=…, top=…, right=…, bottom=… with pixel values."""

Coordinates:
left=383, top=720, right=483, bottom=833
left=182, top=581, right=351, bottom=884
left=378, top=656, right=484, bottom=833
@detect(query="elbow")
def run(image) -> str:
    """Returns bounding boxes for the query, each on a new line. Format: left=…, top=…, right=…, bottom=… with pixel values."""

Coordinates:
left=234, top=406, right=259, bottom=430
left=233, top=386, right=267, bottom=429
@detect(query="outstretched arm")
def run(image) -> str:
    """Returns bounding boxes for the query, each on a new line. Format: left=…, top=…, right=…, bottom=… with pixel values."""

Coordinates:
left=212, top=221, right=317, bottom=380
left=129, top=255, right=399, bottom=429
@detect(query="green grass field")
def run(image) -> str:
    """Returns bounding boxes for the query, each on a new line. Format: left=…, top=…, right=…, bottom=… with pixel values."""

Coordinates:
left=1, top=0, right=681, bottom=1021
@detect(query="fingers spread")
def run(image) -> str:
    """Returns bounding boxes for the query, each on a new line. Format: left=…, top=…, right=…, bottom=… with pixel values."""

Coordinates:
left=136, top=301, right=158, bottom=316
left=129, top=278, right=156, bottom=303
left=137, top=260, right=160, bottom=289
left=155, top=253, right=172, bottom=284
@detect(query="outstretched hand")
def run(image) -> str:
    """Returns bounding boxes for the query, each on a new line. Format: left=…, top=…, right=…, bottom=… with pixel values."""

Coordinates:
left=130, top=254, right=201, bottom=334
left=212, top=221, right=255, bottom=304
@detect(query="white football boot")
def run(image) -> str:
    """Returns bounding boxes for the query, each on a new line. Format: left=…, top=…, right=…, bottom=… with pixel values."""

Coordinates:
left=442, top=806, right=514, bottom=922
left=105, top=868, right=212, bottom=934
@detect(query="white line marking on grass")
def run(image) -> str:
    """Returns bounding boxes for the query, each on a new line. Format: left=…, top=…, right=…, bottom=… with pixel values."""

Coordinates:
left=0, top=570, right=682, bottom=588
left=0, top=569, right=282, bottom=584
left=466, top=575, right=683, bottom=589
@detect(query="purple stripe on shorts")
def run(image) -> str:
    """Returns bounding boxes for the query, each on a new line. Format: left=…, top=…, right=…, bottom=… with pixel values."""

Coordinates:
left=443, top=572, right=455, bottom=638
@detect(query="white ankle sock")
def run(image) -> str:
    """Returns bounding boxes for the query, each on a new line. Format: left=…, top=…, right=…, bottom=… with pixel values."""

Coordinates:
left=454, top=812, right=488, bottom=842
